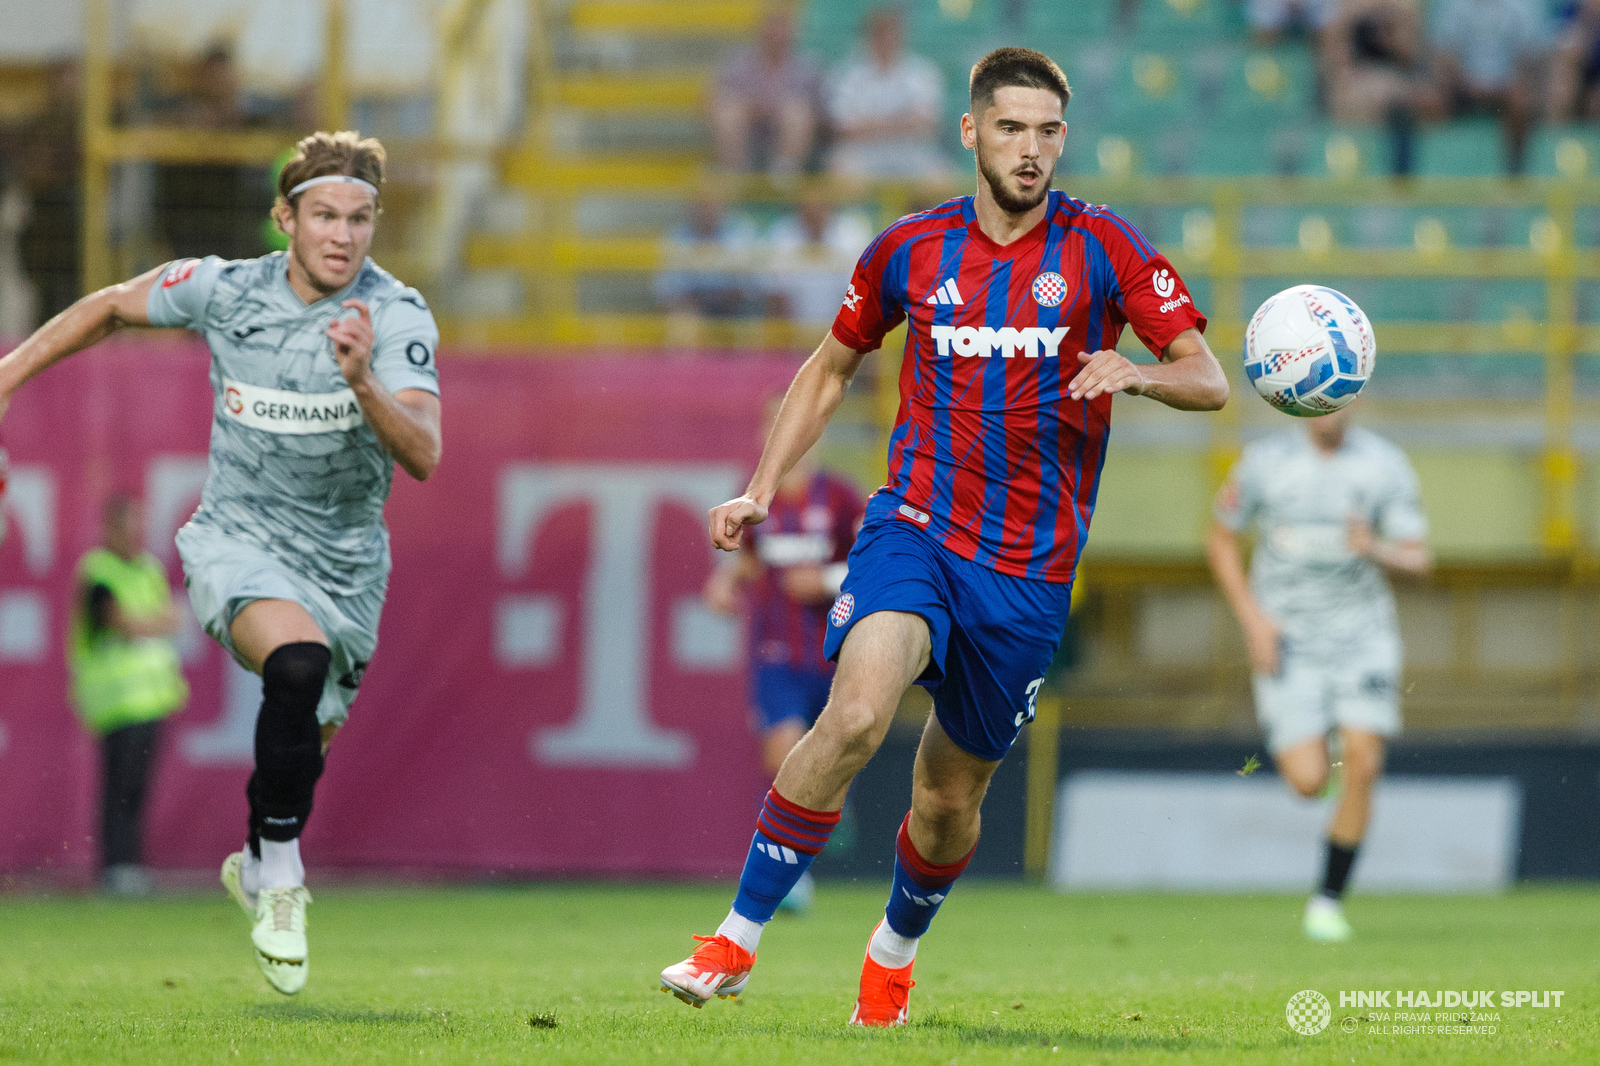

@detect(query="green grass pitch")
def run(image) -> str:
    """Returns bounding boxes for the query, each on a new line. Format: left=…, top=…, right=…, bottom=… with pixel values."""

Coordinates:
left=0, top=882, right=1592, bottom=1064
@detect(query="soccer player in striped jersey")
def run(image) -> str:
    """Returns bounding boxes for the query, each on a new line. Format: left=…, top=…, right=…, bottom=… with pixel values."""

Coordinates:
left=704, top=400, right=863, bottom=912
left=661, top=47, right=1228, bottom=1024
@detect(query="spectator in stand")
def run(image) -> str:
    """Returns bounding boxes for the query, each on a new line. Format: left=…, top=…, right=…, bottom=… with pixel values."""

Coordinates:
left=710, top=7, right=821, bottom=177
left=825, top=7, right=950, bottom=180
left=655, top=188, right=760, bottom=321
left=1430, top=0, right=1548, bottom=175
left=1247, top=0, right=1337, bottom=44
left=1323, top=0, right=1440, bottom=174
left=1548, top=0, right=1600, bottom=122
left=761, top=191, right=873, bottom=328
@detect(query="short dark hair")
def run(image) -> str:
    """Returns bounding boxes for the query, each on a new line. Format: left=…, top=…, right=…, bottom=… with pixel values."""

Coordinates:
left=969, top=47, right=1071, bottom=116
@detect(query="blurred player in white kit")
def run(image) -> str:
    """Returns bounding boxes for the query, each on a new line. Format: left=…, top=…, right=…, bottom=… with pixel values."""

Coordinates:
left=1208, top=404, right=1430, bottom=941
left=0, top=131, right=441, bottom=994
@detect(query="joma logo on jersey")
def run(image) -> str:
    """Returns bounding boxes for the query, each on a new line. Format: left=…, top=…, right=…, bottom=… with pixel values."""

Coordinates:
left=930, top=325, right=1069, bottom=359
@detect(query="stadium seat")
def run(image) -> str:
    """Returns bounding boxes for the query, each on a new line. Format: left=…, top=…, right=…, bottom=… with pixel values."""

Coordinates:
left=1414, top=120, right=1504, bottom=178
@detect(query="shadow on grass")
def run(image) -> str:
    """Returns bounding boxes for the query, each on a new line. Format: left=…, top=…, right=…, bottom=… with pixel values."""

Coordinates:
left=908, top=1012, right=1279, bottom=1053
left=247, top=1003, right=439, bottom=1027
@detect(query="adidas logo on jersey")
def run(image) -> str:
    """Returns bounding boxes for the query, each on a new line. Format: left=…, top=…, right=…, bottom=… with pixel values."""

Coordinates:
left=756, top=841, right=801, bottom=865
left=925, top=279, right=964, bottom=305
left=930, top=325, right=1070, bottom=359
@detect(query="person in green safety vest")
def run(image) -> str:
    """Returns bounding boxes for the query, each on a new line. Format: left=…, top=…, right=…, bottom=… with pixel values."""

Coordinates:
left=68, top=494, right=188, bottom=895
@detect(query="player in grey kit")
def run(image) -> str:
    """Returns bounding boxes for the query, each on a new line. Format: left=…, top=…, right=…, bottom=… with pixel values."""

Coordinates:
left=0, top=131, right=441, bottom=994
left=1207, top=403, right=1429, bottom=942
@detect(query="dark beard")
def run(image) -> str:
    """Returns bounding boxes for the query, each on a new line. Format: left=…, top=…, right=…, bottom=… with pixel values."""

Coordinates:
left=977, top=145, right=1052, bottom=215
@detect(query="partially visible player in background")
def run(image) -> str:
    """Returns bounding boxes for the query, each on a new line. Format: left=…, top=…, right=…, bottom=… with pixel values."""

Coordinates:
left=703, top=397, right=863, bottom=913
left=1208, top=402, right=1430, bottom=942
left=0, top=131, right=441, bottom=994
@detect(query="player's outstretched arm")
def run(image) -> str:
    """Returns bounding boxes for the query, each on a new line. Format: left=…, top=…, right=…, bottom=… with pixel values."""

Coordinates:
left=1205, top=518, right=1281, bottom=676
left=327, top=300, right=442, bottom=482
left=0, top=265, right=164, bottom=424
left=1068, top=328, right=1228, bottom=411
left=1348, top=518, right=1432, bottom=577
left=709, top=332, right=868, bottom=551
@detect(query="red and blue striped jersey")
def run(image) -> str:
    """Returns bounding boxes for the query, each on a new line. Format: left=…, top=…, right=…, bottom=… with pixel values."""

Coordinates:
left=744, top=469, right=864, bottom=671
left=831, top=191, right=1206, bottom=584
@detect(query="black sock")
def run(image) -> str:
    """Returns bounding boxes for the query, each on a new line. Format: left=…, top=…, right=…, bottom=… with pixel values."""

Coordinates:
left=248, top=642, right=331, bottom=844
left=1321, top=839, right=1359, bottom=900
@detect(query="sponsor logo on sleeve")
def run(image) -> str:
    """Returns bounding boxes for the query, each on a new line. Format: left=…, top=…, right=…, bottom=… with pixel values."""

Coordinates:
left=161, top=259, right=198, bottom=288
left=219, top=377, right=364, bottom=435
left=1152, top=268, right=1176, bottom=299
left=842, top=283, right=863, bottom=311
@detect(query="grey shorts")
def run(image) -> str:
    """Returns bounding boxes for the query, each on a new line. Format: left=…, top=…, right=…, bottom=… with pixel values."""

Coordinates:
left=176, top=522, right=386, bottom=727
left=1252, top=632, right=1401, bottom=754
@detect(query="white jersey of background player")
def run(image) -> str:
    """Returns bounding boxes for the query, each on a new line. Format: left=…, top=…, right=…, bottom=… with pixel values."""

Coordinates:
left=0, top=132, right=441, bottom=995
left=1208, top=402, right=1429, bottom=943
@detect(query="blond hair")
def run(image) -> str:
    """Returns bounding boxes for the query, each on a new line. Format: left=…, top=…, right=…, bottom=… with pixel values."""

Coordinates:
left=275, top=130, right=386, bottom=218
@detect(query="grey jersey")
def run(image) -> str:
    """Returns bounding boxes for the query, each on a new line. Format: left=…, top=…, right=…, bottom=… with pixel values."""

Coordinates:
left=148, top=253, right=440, bottom=596
left=1215, top=426, right=1427, bottom=645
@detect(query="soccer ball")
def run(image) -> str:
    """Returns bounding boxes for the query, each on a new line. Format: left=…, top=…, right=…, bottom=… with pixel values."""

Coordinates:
left=1243, top=285, right=1376, bottom=417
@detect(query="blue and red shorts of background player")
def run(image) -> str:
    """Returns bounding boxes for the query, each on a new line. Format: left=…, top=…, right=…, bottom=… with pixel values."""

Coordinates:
left=822, top=496, right=1075, bottom=762
left=750, top=663, right=834, bottom=733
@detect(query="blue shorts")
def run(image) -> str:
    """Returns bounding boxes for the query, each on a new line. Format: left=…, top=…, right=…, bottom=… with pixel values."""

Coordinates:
left=822, top=515, right=1074, bottom=762
left=751, top=664, right=833, bottom=733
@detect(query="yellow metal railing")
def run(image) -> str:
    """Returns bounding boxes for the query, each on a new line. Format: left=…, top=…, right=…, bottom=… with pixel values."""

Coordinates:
left=504, top=172, right=1600, bottom=556
left=78, top=0, right=522, bottom=295
left=79, top=0, right=353, bottom=293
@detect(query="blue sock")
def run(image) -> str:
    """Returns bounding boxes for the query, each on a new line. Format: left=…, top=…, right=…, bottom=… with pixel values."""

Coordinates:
left=730, top=788, right=841, bottom=923
left=883, top=812, right=975, bottom=939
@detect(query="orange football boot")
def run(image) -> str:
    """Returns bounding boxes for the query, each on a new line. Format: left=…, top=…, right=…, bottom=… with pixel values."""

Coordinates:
left=659, top=934, right=755, bottom=1008
left=848, top=922, right=915, bottom=1027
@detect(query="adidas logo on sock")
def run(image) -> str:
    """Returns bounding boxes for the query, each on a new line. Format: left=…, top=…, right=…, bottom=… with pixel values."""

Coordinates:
left=757, top=841, right=800, bottom=865
left=924, top=279, right=964, bottom=306
left=901, top=886, right=947, bottom=907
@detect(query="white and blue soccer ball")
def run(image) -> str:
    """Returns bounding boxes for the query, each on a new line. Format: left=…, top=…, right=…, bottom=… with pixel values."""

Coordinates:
left=1243, top=284, right=1376, bottom=417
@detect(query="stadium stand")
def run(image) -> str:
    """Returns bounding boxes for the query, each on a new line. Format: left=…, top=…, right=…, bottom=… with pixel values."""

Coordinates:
left=5, top=0, right=1600, bottom=735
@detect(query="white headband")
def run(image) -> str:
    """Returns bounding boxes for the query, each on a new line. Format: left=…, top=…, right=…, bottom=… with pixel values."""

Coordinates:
left=287, top=174, right=379, bottom=200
